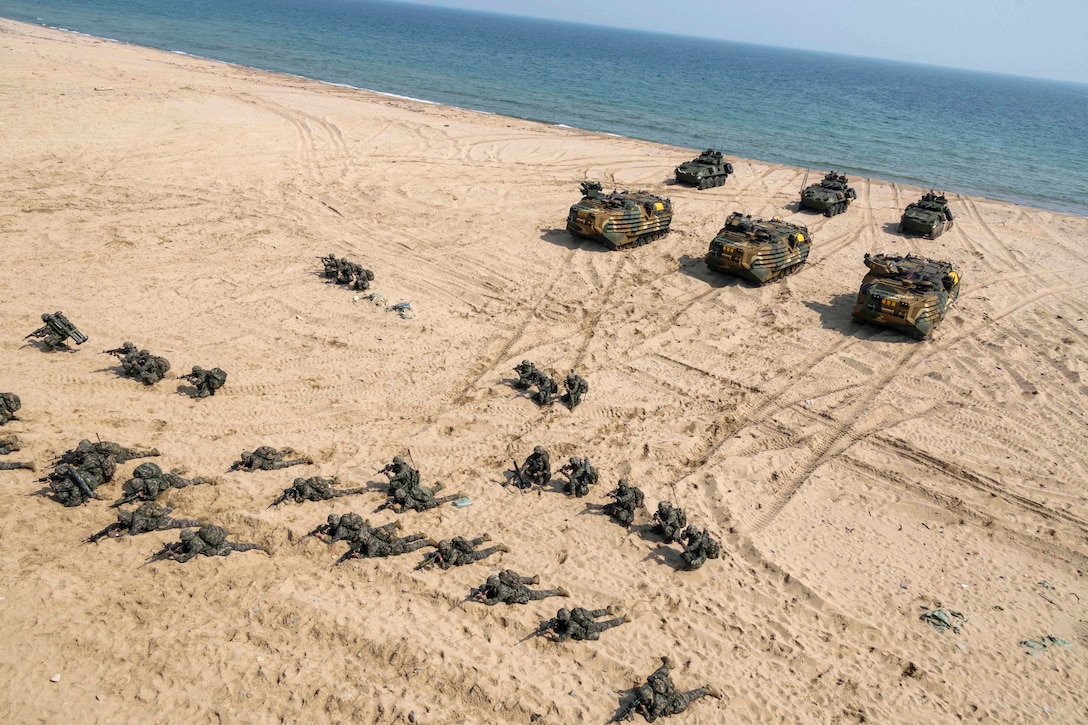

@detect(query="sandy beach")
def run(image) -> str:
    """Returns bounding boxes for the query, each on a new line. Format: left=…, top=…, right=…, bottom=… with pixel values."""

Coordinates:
left=1, top=18, right=1086, bottom=724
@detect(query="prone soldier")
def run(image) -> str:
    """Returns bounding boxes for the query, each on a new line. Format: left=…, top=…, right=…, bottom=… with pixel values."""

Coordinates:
left=270, top=476, right=367, bottom=507
left=335, top=526, right=435, bottom=565
left=469, top=569, right=569, bottom=606
left=42, top=448, right=119, bottom=506
left=377, top=480, right=460, bottom=513
left=25, top=311, right=88, bottom=351
left=112, top=462, right=207, bottom=507
left=415, top=534, right=508, bottom=570
left=559, top=456, right=599, bottom=497
left=147, top=525, right=262, bottom=564
left=105, top=343, right=172, bottom=386
left=57, top=439, right=160, bottom=465
left=532, top=606, right=629, bottom=643
left=0, top=434, right=22, bottom=456
left=0, top=393, right=22, bottom=426
left=305, top=512, right=401, bottom=545
left=653, top=501, right=687, bottom=543
left=86, top=502, right=201, bottom=543
left=605, top=478, right=644, bottom=527
left=679, top=525, right=721, bottom=570
left=560, top=373, right=589, bottom=410
left=230, top=446, right=313, bottom=472
left=614, top=656, right=720, bottom=722
left=179, top=366, right=227, bottom=398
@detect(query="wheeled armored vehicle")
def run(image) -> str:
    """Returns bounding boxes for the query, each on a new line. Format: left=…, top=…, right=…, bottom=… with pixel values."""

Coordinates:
left=900, top=192, right=954, bottom=238
left=800, top=171, right=856, bottom=216
left=674, top=149, right=733, bottom=189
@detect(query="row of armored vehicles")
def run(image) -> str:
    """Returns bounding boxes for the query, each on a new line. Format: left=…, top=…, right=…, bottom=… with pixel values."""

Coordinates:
left=565, top=153, right=961, bottom=339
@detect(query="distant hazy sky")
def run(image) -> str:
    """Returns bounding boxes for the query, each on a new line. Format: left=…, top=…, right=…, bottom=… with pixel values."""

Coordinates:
left=390, top=0, right=1088, bottom=84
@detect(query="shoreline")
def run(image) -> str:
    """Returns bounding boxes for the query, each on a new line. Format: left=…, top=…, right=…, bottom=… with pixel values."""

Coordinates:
left=2, top=17, right=1087, bottom=724
left=3, top=15, right=1083, bottom=218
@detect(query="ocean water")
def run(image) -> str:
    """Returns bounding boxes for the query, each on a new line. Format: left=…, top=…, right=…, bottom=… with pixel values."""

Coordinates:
left=2, top=0, right=1086, bottom=217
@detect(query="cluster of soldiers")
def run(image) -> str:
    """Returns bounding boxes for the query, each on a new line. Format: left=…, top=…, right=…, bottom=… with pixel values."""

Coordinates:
left=319, top=253, right=375, bottom=291
left=104, top=342, right=171, bottom=386
left=40, top=439, right=159, bottom=507
left=376, top=456, right=461, bottom=513
left=653, top=502, right=721, bottom=570
left=21, top=311, right=227, bottom=398
left=112, top=461, right=207, bottom=508
left=513, top=360, right=589, bottom=410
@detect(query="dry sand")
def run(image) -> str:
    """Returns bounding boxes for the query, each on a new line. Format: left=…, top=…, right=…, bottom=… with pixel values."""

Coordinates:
left=1, top=18, right=1086, bottom=724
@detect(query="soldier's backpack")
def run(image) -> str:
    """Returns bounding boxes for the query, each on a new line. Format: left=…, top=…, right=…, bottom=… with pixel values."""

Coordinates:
left=198, top=525, right=228, bottom=548
left=208, top=368, right=227, bottom=388
left=340, top=512, right=365, bottom=530
left=133, top=462, right=163, bottom=479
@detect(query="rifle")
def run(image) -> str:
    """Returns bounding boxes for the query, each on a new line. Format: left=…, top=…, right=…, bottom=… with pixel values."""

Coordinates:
left=85, top=522, right=122, bottom=544
left=516, top=619, right=554, bottom=645
left=414, top=550, right=441, bottom=571
left=302, top=522, right=327, bottom=540
left=609, top=702, right=638, bottom=723
left=111, top=490, right=141, bottom=508
left=178, top=371, right=200, bottom=383
left=143, top=542, right=182, bottom=567
left=333, top=548, right=357, bottom=567
left=24, top=325, right=48, bottom=341
left=103, top=346, right=130, bottom=357
left=268, top=489, right=293, bottom=508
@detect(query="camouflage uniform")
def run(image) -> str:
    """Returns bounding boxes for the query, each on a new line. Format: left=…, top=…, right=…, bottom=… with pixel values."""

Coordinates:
left=271, top=476, right=366, bottom=506
left=230, top=446, right=312, bottom=472
left=87, top=502, right=201, bottom=542
left=0, top=393, right=21, bottom=426
left=151, top=525, right=261, bottom=563
left=417, top=535, right=507, bottom=570
left=379, top=456, right=420, bottom=495
left=543, top=606, right=628, bottom=642
left=531, top=374, right=558, bottom=406
left=471, top=569, right=569, bottom=606
left=679, top=525, right=721, bottom=570
left=513, top=360, right=543, bottom=390
left=308, top=512, right=400, bottom=545
left=181, top=366, right=227, bottom=398
left=380, top=480, right=460, bottom=513
left=28, top=312, right=86, bottom=351
left=128, top=352, right=171, bottom=386
left=337, top=526, right=434, bottom=564
left=560, top=373, right=589, bottom=410
left=605, top=478, right=644, bottom=526
left=64, top=439, right=160, bottom=465
left=518, top=446, right=551, bottom=489
left=44, top=449, right=119, bottom=507
left=653, top=502, right=687, bottom=543
left=559, top=456, right=598, bottom=497
left=0, top=434, right=21, bottom=456
left=626, top=657, right=715, bottom=722
left=113, top=462, right=207, bottom=506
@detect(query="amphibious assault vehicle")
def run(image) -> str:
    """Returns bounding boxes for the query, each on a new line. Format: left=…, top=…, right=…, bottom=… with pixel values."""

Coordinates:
left=800, top=171, right=856, bottom=216
left=851, top=252, right=961, bottom=339
left=705, top=212, right=812, bottom=284
left=566, top=181, right=672, bottom=250
left=674, top=149, right=734, bottom=189
left=900, top=192, right=954, bottom=238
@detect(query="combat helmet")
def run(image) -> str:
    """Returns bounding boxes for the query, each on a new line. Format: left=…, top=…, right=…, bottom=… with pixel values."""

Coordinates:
left=133, top=462, right=163, bottom=479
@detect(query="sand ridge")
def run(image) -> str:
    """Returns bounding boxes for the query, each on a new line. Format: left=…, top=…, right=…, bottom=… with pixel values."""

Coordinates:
left=1, top=18, right=1086, bottom=724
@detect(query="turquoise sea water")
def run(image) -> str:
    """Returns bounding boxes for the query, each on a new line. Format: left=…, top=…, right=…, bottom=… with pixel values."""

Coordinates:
left=2, top=0, right=1086, bottom=217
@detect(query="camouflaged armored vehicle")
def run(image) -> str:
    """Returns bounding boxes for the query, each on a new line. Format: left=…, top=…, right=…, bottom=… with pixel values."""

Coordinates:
left=900, top=192, right=954, bottom=238
left=566, top=181, right=672, bottom=249
left=851, top=252, right=961, bottom=339
left=705, top=212, right=812, bottom=284
left=675, top=149, right=734, bottom=189
left=800, top=171, right=857, bottom=216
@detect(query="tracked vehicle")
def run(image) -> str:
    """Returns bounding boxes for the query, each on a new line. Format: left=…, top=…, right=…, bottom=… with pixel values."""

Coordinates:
left=800, top=171, right=856, bottom=216
left=900, top=192, right=954, bottom=238
left=566, top=181, right=672, bottom=249
left=674, top=149, right=734, bottom=189
left=704, top=212, right=812, bottom=284
left=851, top=252, right=961, bottom=339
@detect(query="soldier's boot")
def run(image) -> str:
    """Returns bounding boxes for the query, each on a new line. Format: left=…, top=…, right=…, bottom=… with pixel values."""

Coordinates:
left=432, top=494, right=459, bottom=507
left=118, top=448, right=161, bottom=463
left=0, top=461, right=36, bottom=471
left=685, top=554, right=708, bottom=570
left=224, top=542, right=262, bottom=555
left=425, top=538, right=440, bottom=547
left=590, top=607, right=611, bottom=619
left=670, top=688, right=711, bottom=714
left=528, top=588, right=565, bottom=601
left=526, top=575, right=540, bottom=585
left=471, top=534, right=491, bottom=546
left=705, top=686, right=723, bottom=699
left=398, top=538, right=432, bottom=553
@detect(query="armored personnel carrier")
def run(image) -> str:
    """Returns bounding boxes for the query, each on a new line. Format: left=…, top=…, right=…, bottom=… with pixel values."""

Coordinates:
left=566, top=181, right=672, bottom=249
left=800, top=171, right=857, bottom=216
left=674, top=149, right=734, bottom=189
left=900, top=192, right=954, bottom=238
left=851, top=252, right=961, bottom=339
left=704, top=212, right=812, bottom=284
